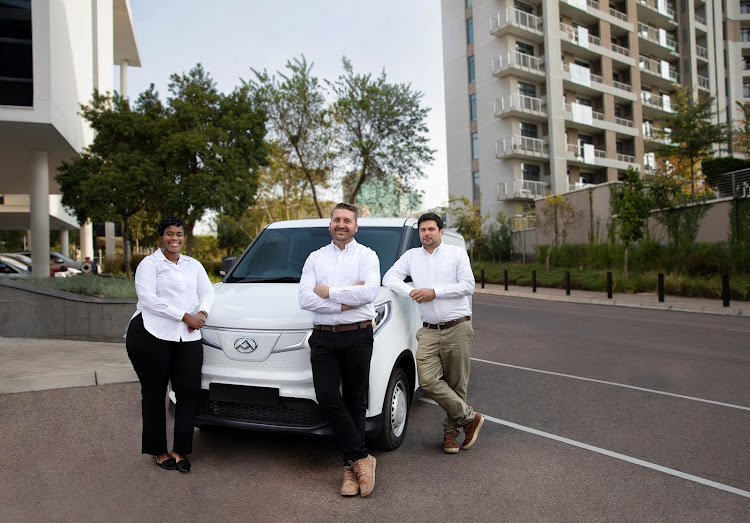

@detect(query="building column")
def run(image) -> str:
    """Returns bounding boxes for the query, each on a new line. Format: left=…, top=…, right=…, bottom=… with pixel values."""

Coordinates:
left=80, top=220, right=94, bottom=262
left=30, top=151, right=50, bottom=278
left=60, top=228, right=69, bottom=257
left=105, top=222, right=115, bottom=257
left=542, top=1, right=568, bottom=195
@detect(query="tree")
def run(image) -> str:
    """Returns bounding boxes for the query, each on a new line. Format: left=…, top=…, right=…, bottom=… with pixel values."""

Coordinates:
left=613, top=167, right=650, bottom=276
left=449, top=196, right=486, bottom=262
left=733, top=101, right=750, bottom=156
left=538, top=194, right=583, bottom=270
left=328, top=57, right=435, bottom=203
left=654, top=87, right=726, bottom=197
left=57, top=89, right=162, bottom=277
left=156, top=64, right=268, bottom=253
left=248, top=56, right=334, bottom=218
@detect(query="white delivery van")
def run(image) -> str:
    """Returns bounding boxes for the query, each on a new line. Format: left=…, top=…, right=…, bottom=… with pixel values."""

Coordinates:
left=173, top=217, right=467, bottom=450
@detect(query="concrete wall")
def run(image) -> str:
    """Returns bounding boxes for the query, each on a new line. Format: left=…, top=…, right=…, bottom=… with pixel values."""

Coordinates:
left=0, top=280, right=135, bottom=343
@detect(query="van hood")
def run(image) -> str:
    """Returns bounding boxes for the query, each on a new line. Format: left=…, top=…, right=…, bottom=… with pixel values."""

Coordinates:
left=207, top=283, right=313, bottom=330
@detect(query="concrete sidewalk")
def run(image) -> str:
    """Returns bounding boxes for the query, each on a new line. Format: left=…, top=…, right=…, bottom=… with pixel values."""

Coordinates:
left=1, top=285, right=748, bottom=395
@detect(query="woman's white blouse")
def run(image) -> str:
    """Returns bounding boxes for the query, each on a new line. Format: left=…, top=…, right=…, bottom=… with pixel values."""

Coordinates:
left=131, top=249, right=215, bottom=342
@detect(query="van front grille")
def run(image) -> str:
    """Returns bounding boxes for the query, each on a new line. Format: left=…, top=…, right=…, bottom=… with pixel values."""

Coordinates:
left=198, top=391, right=327, bottom=428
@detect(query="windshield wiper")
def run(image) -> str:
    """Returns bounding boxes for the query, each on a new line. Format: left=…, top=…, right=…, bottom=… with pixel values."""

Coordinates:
left=236, top=276, right=300, bottom=283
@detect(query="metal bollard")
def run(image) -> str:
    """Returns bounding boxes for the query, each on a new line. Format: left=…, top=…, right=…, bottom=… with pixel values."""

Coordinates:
left=504, top=269, right=508, bottom=291
left=532, top=270, right=537, bottom=293
left=658, top=273, right=664, bottom=303
left=722, top=274, right=730, bottom=307
left=565, top=271, right=571, bottom=296
left=481, top=269, right=485, bottom=289
left=607, top=272, right=612, bottom=299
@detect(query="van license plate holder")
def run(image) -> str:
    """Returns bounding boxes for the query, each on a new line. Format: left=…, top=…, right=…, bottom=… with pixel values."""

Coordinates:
left=209, top=384, right=280, bottom=407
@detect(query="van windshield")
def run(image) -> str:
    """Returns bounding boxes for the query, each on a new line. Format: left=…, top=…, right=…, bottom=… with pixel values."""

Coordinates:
left=226, top=227, right=405, bottom=283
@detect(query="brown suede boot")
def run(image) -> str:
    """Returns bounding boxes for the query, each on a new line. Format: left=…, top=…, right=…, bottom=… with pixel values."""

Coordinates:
left=350, top=455, right=376, bottom=497
left=443, top=432, right=460, bottom=454
left=461, top=413, right=485, bottom=450
left=340, top=465, right=359, bottom=496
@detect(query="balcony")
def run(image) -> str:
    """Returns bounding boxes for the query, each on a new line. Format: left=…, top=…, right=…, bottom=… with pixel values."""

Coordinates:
left=560, top=22, right=601, bottom=48
left=495, top=136, right=549, bottom=159
left=490, top=8, right=543, bottom=42
left=611, top=42, right=631, bottom=58
left=639, top=56, right=680, bottom=90
left=617, top=153, right=637, bottom=164
left=637, top=23, right=677, bottom=59
left=696, top=45, right=709, bottom=62
left=494, top=93, right=547, bottom=121
left=694, top=12, right=706, bottom=25
left=497, top=179, right=549, bottom=201
left=565, top=102, right=604, bottom=130
left=492, top=51, right=545, bottom=81
left=641, top=92, right=674, bottom=115
left=636, top=0, right=677, bottom=26
left=567, top=143, right=606, bottom=164
left=697, top=75, right=710, bottom=91
left=559, top=0, right=632, bottom=30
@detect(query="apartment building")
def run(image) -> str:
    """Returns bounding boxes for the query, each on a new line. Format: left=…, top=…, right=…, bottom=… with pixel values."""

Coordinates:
left=442, top=0, right=738, bottom=221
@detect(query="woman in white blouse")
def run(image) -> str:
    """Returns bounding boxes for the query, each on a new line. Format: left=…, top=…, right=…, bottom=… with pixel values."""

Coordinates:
left=126, top=216, right=215, bottom=473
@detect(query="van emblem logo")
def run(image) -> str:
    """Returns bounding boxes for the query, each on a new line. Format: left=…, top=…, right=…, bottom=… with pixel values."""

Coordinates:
left=234, top=337, right=258, bottom=353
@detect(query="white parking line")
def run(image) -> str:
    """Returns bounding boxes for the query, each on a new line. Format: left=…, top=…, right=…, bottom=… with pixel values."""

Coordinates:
left=472, top=358, right=750, bottom=412
left=419, top=398, right=750, bottom=499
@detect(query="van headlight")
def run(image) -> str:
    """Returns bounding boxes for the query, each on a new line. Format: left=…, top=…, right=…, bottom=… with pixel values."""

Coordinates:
left=373, top=301, right=392, bottom=336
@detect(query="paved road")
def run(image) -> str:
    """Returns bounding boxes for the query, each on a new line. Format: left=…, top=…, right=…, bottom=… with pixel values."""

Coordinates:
left=1, top=295, right=748, bottom=521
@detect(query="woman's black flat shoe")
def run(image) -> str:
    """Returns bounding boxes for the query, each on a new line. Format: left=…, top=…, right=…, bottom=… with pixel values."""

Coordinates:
left=156, top=457, right=176, bottom=470
left=175, top=459, right=191, bottom=474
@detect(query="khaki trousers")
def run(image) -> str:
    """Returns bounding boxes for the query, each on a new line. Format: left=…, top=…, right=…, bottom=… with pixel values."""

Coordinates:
left=415, top=321, right=475, bottom=435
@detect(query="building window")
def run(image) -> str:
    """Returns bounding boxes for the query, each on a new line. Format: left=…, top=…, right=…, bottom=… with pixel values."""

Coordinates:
left=473, top=171, right=480, bottom=200
left=469, top=94, right=477, bottom=121
left=520, top=122, right=538, bottom=139
left=467, top=17, right=474, bottom=45
left=516, top=41, right=535, bottom=56
left=466, top=0, right=472, bottom=7
left=518, top=82, right=536, bottom=97
left=743, top=1, right=750, bottom=14
left=521, top=164, right=541, bottom=181
left=0, top=0, right=33, bottom=107
left=514, top=1, right=534, bottom=14
left=471, top=132, right=479, bottom=160
left=742, top=28, right=750, bottom=43
left=744, top=83, right=750, bottom=98
left=468, top=55, right=475, bottom=83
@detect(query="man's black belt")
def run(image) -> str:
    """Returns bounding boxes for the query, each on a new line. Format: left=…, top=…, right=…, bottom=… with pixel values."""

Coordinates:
left=313, top=321, right=373, bottom=333
left=423, top=316, right=471, bottom=331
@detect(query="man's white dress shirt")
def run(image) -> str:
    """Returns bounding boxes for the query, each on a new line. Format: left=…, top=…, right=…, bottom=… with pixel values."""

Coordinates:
left=298, top=239, right=380, bottom=325
left=132, top=249, right=215, bottom=342
left=382, top=243, right=474, bottom=325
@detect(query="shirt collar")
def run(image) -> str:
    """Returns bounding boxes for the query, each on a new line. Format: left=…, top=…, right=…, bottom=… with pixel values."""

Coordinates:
left=156, top=248, right=183, bottom=264
left=329, top=238, right=359, bottom=252
left=421, top=242, right=443, bottom=255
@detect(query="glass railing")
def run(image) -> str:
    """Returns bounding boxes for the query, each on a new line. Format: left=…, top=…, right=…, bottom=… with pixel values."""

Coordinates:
left=490, top=7, right=543, bottom=34
left=611, top=43, right=631, bottom=57
left=697, top=75, right=710, bottom=90
left=617, top=153, right=636, bottom=164
left=565, top=103, right=605, bottom=121
left=637, top=23, right=676, bottom=51
left=637, top=0, right=675, bottom=20
left=559, top=22, right=601, bottom=47
left=695, top=13, right=706, bottom=24
left=495, top=93, right=547, bottom=116
left=492, top=51, right=545, bottom=74
left=615, top=116, right=634, bottom=127
left=609, top=8, right=629, bottom=22
left=496, top=180, right=549, bottom=201
left=696, top=45, right=709, bottom=60
left=495, top=136, right=549, bottom=157
left=613, top=80, right=633, bottom=92
left=567, top=143, right=606, bottom=160
left=639, top=56, right=680, bottom=82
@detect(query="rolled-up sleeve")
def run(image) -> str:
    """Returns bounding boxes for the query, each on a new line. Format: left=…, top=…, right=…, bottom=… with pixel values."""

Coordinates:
left=134, top=257, right=185, bottom=320
left=329, top=250, right=380, bottom=306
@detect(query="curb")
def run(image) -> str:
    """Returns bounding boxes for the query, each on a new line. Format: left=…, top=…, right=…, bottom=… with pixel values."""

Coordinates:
left=0, top=367, right=137, bottom=394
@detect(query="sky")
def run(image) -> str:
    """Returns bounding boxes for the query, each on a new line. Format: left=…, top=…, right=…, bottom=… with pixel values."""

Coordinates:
left=123, top=0, right=448, bottom=229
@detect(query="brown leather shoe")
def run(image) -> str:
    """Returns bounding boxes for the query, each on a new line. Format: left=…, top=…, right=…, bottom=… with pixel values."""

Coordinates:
left=350, top=455, right=376, bottom=497
left=461, top=413, right=485, bottom=450
left=340, top=465, right=359, bottom=496
left=443, top=432, right=460, bottom=454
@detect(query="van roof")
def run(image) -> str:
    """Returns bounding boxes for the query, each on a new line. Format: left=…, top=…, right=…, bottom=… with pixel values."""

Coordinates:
left=267, top=217, right=418, bottom=229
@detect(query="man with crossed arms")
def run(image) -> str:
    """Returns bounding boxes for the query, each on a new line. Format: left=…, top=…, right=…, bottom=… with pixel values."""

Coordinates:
left=383, top=212, right=484, bottom=454
left=299, top=203, right=379, bottom=497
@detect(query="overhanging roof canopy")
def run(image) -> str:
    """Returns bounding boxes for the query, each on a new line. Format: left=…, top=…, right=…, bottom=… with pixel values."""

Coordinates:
left=113, top=0, right=141, bottom=67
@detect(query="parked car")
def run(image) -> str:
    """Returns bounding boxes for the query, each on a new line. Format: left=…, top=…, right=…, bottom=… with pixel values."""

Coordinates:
left=173, top=217, right=466, bottom=450
left=13, top=251, right=100, bottom=274
left=0, top=255, right=32, bottom=278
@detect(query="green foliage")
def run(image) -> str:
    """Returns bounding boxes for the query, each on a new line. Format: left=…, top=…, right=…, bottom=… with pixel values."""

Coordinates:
left=0, top=230, right=26, bottom=252
left=650, top=176, right=710, bottom=248
left=329, top=57, right=435, bottom=203
left=612, top=167, right=650, bottom=274
left=702, top=157, right=750, bottom=188
left=248, top=56, right=334, bottom=218
left=474, top=211, right=513, bottom=262
left=448, top=195, right=486, bottom=261
left=729, top=197, right=750, bottom=246
left=537, top=194, right=583, bottom=269
left=21, top=274, right=137, bottom=299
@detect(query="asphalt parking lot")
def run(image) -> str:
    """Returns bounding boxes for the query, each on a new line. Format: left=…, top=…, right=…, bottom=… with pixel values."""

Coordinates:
left=1, top=293, right=748, bottom=521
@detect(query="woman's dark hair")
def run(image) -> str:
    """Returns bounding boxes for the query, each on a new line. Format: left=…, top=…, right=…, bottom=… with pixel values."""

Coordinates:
left=158, top=216, right=184, bottom=237
left=417, top=212, right=444, bottom=230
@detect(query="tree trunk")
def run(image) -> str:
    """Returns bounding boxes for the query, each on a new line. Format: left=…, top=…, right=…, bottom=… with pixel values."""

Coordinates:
left=545, top=240, right=554, bottom=271
left=690, top=157, right=695, bottom=198
left=348, top=166, right=369, bottom=204
left=184, top=222, right=195, bottom=255
left=623, top=243, right=629, bottom=277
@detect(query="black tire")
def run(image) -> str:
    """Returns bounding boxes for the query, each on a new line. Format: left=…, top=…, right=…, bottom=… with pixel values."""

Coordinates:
left=371, top=367, right=411, bottom=450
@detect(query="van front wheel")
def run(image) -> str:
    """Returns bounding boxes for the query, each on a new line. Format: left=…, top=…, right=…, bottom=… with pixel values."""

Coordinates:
left=372, top=367, right=410, bottom=450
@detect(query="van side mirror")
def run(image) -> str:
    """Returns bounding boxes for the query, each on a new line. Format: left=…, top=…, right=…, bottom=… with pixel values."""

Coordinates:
left=220, top=257, right=237, bottom=277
